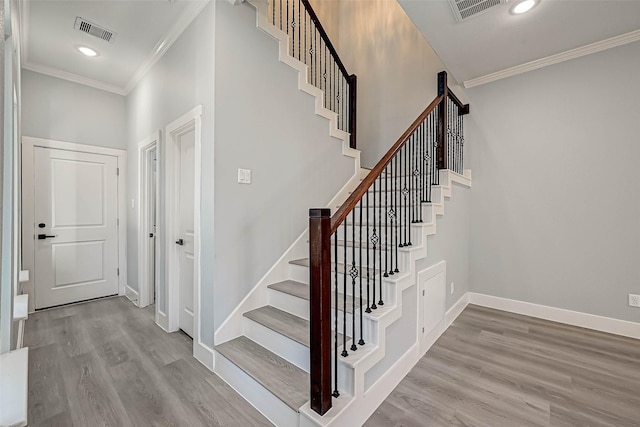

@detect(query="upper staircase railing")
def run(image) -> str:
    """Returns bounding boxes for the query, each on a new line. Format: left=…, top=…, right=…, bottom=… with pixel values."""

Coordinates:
left=269, top=0, right=357, bottom=149
left=308, top=71, right=469, bottom=415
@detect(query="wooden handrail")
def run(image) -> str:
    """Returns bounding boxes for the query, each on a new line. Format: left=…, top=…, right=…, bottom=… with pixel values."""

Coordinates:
left=330, top=94, right=443, bottom=233
left=300, top=0, right=350, bottom=80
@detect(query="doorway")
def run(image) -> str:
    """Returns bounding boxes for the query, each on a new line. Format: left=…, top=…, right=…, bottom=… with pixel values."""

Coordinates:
left=164, top=106, right=202, bottom=340
left=137, top=133, right=159, bottom=309
left=21, top=137, right=127, bottom=312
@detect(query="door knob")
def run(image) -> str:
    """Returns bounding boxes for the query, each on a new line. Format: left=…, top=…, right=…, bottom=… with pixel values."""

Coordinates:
left=175, top=238, right=184, bottom=246
left=38, top=234, right=56, bottom=240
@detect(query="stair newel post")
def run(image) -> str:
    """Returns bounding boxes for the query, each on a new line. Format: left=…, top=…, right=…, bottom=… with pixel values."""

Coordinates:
left=348, top=74, right=357, bottom=149
left=437, top=71, right=448, bottom=170
left=309, top=208, right=333, bottom=415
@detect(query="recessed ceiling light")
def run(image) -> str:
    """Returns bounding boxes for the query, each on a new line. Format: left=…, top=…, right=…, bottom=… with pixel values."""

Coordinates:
left=511, top=0, right=538, bottom=14
left=77, top=46, right=98, bottom=57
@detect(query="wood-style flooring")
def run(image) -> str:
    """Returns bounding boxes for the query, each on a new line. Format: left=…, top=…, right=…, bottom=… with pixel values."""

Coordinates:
left=24, top=296, right=272, bottom=427
left=366, top=304, right=640, bottom=427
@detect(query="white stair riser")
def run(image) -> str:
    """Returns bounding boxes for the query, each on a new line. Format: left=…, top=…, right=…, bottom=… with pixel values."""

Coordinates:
left=215, top=353, right=299, bottom=427
left=268, top=288, right=310, bottom=319
left=243, top=317, right=310, bottom=372
left=334, top=246, right=412, bottom=272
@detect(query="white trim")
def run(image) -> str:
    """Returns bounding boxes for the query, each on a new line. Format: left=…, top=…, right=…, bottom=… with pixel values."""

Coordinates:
left=445, top=292, right=469, bottom=327
left=468, top=293, right=640, bottom=340
left=463, top=29, right=640, bottom=88
left=124, top=1, right=209, bottom=93
left=125, top=285, right=140, bottom=306
left=164, top=105, right=204, bottom=351
left=137, top=133, right=160, bottom=308
left=21, top=137, right=127, bottom=312
left=22, top=62, right=128, bottom=96
left=194, top=341, right=216, bottom=371
left=156, top=309, right=170, bottom=332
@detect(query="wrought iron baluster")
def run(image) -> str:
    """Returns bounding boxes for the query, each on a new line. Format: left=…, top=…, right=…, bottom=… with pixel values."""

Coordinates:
left=350, top=209, right=357, bottom=352
left=332, top=231, right=339, bottom=397
left=358, top=200, right=364, bottom=347
left=342, top=222, right=348, bottom=357
left=393, top=154, right=399, bottom=275
left=366, top=189, right=371, bottom=314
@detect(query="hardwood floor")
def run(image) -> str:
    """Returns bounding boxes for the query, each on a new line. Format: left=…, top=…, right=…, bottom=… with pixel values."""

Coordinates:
left=24, top=296, right=272, bottom=427
left=366, top=304, right=640, bottom=427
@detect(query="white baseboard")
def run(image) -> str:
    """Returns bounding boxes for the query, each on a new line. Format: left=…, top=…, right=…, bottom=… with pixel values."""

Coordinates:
left=125, top=285, right=140, bottom=306
left=194, top=341, right=215, bottom=371
left=468, top=292, right=640, bottom=340
left=156, top=309, right=170, bottom=332
left=446, top=292, right=470, bottom=327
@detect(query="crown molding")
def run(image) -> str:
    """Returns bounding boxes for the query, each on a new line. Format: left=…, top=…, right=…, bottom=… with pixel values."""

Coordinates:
left=18, top=0, right=30, bottom=66
left=464, top=29, right=640, bottom=88
left=22, top=62, right=128, bottom=96
left=21, top=0, right=209, bottom=97
left=124, top=0, right=209, bottom=94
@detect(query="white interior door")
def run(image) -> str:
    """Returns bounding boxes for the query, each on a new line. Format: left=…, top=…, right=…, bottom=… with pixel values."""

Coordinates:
left=34, top=147, right=119, bottom=309
left=177, top=130, right=195, bottom=337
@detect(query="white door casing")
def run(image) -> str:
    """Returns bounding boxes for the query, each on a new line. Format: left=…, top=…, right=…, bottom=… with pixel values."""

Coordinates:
left=137, top=133, right=160, bottom=308
left=165, top=106, right=202, bottom=343
left=33, top=147, right=119, bottom=309
left=22, top=137, right=127, bottom=313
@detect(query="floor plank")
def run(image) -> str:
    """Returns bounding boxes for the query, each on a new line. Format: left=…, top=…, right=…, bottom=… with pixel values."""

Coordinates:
left=366, top=304, right=640, bottom=427
left=24, top=297, right=272, bottom=427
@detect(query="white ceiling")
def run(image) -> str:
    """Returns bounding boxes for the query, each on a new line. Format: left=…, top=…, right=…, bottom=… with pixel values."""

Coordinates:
left=22, top=0, right=208, bottom=95
left=398, top=0, right=640, bottom=87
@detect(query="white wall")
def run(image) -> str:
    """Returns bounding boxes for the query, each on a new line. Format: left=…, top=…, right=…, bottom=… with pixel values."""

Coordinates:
left=212, top=1, right=355, bottom=332
left=467, top=41, right=640, bottom=323
left=417, top=184, right=471, bottom=309
left=126, top=2, right=214, bottom=344
left=334, top=0, right=458, bottom=168
left=21, top=70, right=126, bottom=149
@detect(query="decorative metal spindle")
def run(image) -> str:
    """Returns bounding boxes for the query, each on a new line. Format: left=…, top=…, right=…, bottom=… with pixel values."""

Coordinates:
left=398, top=146, right=404, bottom=249
left=350, top=209, right=357, bottom=352
left=393, top=154, right=399, bottom=275
left=366, top=189, right=371, bottom=314
left=383, top=165, right=388, bottom=279
left=388, top=159, right=394, bottom=276
left=297, top=0, right=301, bottom=60
left=358, top=200, right=364, bottom=346
left=291, top=0, right=295, bottom=56
left=332, top=231, right=339, bottom=397
left=417, top=122, right=423, bottom=221
left=342, top=222, right=348, bottom=357
left=286, top=0, right=289, bottom=34
left=372, top=177, right=379, bottom=310
left=409, top=135, right=414, bottom=242
left=304, top=11, right=307, bottom=64
left=404, top=142, right=409, bottom=244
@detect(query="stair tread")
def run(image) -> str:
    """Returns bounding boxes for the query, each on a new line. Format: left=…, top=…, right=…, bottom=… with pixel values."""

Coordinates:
left=215, top=336, right=309, bottom=411
left=244, top=305, right=347, bottom=346
left=290, top=258, right=382, bottom=279
left=268, top=279, right=369, bottom=314
left=244, top=306, right=310, bottom=347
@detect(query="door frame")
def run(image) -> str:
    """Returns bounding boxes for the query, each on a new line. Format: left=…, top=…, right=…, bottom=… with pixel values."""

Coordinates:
left=137, top=132, right=160, bottom=308
left=21, top=136, right=127, bottom=313
left=164, top=106, right=202, bottom=343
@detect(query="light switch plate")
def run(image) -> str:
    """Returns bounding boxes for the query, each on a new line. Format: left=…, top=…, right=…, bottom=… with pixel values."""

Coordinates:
left=238, top=168, right=252, bottom=184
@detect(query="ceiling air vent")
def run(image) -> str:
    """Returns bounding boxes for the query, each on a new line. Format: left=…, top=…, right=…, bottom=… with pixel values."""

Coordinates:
left=74, top=17, right=117, bottom=44
left=448, top=0, right=507, bottom=22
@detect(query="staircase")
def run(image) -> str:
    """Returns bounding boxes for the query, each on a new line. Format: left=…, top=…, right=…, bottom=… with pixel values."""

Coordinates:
left=213, top=0, right=471, bottom=426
